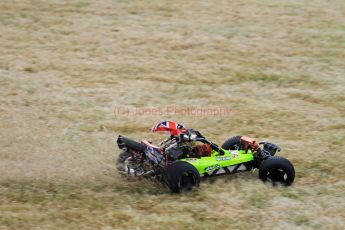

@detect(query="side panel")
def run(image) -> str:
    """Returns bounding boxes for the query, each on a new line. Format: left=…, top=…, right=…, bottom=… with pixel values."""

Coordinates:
left=180, top=150, right=254, bottom=174
left=145, top=147, right=164, bottom=165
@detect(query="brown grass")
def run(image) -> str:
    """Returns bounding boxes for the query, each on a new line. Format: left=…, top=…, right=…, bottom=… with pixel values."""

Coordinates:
left=1, top=0, right=345, bottom=229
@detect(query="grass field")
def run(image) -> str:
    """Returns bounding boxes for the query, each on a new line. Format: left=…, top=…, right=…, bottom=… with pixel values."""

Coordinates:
left=1, top=0, right=345, bottom=229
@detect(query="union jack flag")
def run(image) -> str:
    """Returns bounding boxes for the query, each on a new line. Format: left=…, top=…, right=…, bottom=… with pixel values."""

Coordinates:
left=151, top=121, right=186, bottom=135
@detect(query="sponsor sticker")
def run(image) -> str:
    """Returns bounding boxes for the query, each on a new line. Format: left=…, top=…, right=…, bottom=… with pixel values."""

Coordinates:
left=216, top=156, right=230, bottom=161
left=231, top=152, right=239, bottom=158
left=204, top=164, right=220, bottom=172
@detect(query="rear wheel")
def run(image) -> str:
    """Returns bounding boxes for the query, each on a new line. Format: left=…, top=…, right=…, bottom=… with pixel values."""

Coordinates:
left=221, top=135, right=242, bottom=150
left=259, top=156, right=295, bottom=186
left=165, top=162, right=200, bottom=193
left=116, top=151, right=143, bottom=176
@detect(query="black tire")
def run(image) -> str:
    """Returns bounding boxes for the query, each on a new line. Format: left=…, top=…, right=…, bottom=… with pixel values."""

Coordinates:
left=221, top=135, right=242, bottom=150
left=259, top=156, right=295, bottom=186
left=165, top=161, right=200, bottom=193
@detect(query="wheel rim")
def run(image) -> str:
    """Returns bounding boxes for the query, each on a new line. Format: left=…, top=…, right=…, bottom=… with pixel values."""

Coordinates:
left=264, top=167, right=291, bottom=185
left=123, top=157, right=136, bottom=175
left=231, top=144, right=240, bottom=150
left=118, top=156, right=144, bottom=176
left=179, top=172, right=197, bottom=191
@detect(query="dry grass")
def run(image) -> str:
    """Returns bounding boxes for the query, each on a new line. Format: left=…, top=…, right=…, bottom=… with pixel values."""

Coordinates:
left=1, top=0, right=345, bottom=229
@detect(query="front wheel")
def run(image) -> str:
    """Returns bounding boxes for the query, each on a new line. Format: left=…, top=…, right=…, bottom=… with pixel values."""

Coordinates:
left=259, top=156, right=295, bottom=186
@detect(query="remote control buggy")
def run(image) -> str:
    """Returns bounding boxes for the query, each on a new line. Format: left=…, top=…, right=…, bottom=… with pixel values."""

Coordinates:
left=116, top=121, right=295, bottom=193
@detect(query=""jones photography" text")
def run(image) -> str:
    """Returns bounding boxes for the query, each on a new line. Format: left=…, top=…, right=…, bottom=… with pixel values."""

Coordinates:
left=114, top=106, right=232, bottom=117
